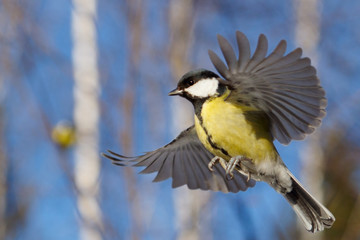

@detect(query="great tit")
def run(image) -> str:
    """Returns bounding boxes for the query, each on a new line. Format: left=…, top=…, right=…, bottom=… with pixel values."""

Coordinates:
left=103, top=31, right=335, bottom=232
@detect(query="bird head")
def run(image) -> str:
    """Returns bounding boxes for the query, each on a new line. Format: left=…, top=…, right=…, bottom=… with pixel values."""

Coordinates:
left=169, top=69, right=232, bottom=101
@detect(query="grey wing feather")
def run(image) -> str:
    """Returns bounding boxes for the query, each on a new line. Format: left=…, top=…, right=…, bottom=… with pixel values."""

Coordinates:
left=152, top=152, right=174, bottom=181
left=209, top=31, right=327, bottom=145
left=244, top=34, right=268, bottom=72
left=103, top=126, right=255, bottom=193
left=236, top=31, right=251, bottom=71
left=208, top=50, right=232, bottom=80
left=252, top=39, right=287, bottom=72
left=217, top=34, right=237, bottom=73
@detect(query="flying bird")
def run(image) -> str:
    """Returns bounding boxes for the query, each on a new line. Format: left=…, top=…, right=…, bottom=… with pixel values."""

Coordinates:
left=103, top=31, right=335, bottom=232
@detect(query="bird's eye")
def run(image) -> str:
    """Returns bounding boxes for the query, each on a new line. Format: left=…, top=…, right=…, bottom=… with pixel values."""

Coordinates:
left=188, top=79, right=194, bottom=86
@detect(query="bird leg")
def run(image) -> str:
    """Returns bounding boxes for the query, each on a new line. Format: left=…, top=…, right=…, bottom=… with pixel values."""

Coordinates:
left=208, top=155, right=255, bottom=181
left=225, top=155, right=251, bottom=180
left=236, top=157, right=257, bottom=182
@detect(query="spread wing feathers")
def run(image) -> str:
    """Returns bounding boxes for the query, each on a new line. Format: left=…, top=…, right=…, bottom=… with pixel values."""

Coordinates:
left=103, top=126, right=255, bottom=193
left=208, top=31, right=327, bottom=145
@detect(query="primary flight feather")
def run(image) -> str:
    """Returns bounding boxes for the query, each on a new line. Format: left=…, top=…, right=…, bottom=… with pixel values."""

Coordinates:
left=103, top=31, right=335, bottom=232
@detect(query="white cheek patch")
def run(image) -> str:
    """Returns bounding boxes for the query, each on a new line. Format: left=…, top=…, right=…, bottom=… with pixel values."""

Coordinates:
left=185, top=78, right=219, bottom=98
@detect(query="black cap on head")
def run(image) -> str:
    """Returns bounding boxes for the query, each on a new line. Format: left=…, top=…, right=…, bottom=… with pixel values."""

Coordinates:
left=177, top=69, right=220, bottom=89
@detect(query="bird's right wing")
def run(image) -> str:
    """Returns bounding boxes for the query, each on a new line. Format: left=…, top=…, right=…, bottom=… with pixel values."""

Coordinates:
left=103, top=126, right=255, bottom=193
left=208, top=31, right=327, bottom=145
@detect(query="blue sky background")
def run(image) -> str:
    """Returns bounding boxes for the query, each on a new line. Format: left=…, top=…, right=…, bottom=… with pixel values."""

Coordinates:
left=1, top=0, right=360, bottom=239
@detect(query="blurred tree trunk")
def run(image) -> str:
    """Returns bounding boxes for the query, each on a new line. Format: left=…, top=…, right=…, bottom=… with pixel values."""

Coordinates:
left=294, top=0, right=323, bottom=239
left=323, top=128, right=360, bottom=240
left=72, top=0, right=103, bottom=239
left=0, top=1, right=31, bottom=238
left=0, top=108, right=6, bottom=240
left=168, top=1, right=212, bottom=239
left=120, top=0, right=145, bottom=239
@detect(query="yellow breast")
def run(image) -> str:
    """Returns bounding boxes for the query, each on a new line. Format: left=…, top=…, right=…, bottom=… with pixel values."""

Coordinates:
left=194, top=90, right=278, bottom=164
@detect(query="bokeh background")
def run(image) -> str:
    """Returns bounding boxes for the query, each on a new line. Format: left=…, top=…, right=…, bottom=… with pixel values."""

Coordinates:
left=1, top=0, right=359, bottom=239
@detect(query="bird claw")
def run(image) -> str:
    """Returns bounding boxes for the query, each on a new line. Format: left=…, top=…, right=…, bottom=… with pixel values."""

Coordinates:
left=226, top=172, right=234, bottom=180
left=208, top=155, right=253, bottom=181
left=208, top=156, right=227, bottom=172
left=247, top=172, right=251, bottom=182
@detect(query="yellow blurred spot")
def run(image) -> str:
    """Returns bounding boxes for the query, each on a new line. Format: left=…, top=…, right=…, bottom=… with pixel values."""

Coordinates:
left=51, top=122, right=76, bottom=148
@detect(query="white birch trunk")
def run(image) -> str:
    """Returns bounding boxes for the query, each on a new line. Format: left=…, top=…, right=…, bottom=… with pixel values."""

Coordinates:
left=72, top=0, right=103, bottom=239
left=295, top=0, right=323, bottom=238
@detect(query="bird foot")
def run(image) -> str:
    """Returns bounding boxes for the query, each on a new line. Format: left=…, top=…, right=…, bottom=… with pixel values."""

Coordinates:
left=208, top=155, right=254, bottom=181
left=208, top=156, right=228, bottom=172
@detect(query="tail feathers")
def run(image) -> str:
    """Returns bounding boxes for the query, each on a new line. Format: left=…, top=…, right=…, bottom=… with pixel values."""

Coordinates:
left=284, top=172, right=335, bottom=233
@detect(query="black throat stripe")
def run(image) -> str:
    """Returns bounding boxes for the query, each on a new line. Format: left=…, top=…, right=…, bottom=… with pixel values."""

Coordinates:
left=196, top=111, right=230, bottom=158
left=206, top=131, right=230, bottom=157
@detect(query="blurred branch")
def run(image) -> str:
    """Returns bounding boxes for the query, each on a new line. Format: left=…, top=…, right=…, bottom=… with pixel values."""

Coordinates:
left=168, top=0, right=194, bottom=79
left=0, top=1, right=38, bottom=238
left=322, top=127, right=360, bottom=240
left=0, top=107, right=6, bottom=239
left=118, top=0, right=146, bottom=239
left=340, top=196, right=360, bottom=240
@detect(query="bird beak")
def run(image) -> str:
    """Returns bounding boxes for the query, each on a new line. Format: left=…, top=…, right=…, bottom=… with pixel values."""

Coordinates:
left=168, top=88, right=183, bottom=96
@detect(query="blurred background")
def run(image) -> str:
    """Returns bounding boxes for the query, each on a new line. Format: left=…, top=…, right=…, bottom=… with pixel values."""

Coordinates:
left=0, top=0, right=359, bottom=239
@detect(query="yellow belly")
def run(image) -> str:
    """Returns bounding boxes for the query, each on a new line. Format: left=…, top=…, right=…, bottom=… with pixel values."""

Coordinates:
left=194, top=93, right=278, bottom=164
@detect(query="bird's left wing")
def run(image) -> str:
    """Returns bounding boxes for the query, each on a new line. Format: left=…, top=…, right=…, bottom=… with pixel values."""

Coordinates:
left=103, top=126, right=255, bottom=193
